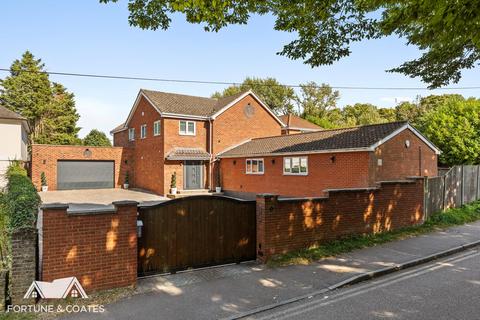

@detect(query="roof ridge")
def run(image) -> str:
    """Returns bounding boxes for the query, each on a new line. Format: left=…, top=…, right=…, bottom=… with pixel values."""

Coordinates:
left=140, top=88, right=216, bottom=101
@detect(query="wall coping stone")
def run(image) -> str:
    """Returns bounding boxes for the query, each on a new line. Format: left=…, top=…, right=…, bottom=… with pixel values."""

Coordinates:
left=41, top=203, right=70, bottom=210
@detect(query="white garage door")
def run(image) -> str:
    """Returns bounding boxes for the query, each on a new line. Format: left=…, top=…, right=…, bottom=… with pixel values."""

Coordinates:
left=57, top=161, right=114, bottom=190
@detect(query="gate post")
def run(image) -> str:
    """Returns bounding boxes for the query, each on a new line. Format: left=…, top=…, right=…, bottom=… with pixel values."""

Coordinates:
left=255, top=194, right=278, bottom=263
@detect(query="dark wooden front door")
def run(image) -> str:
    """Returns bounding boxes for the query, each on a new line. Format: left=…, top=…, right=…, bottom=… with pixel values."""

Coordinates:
left=137, top=196, right=256, bottom=276
left=184, top=161, right=202, bottom=189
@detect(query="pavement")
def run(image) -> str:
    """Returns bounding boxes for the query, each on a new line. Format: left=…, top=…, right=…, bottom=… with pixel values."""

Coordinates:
left=248, top=248, right=480, bottom=319
left=39, top=188, right=169, bottom=211
left=63, top=221, right=480, bottom=320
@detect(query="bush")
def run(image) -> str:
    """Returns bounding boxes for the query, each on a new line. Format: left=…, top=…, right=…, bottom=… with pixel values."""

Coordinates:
left=5, top=160, right=27, bottom=178
left=4, top=164, right=40, bottom=230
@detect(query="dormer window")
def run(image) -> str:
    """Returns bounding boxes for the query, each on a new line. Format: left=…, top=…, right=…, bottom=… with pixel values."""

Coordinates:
left=179, top=120, right=196, bottom=136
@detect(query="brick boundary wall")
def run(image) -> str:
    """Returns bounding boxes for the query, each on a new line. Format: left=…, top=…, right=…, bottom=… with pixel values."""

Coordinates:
left=256, top=178, right=425, bottom=261
left=10, top=228, right=37, bottom=305
left=31, top=144, right=133, bottom=191
left=40, top=201, right=138, bottom=292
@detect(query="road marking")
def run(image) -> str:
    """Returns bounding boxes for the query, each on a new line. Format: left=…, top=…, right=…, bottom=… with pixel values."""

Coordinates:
left=253, top=249, right=480, bottom=320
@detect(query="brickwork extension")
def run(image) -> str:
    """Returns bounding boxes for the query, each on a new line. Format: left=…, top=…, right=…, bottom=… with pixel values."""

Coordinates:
left=31, top=144, right=133, bottom=191
left=256, top=178, right=425, bottom=261
left=40, top=202, right=137, bottom=292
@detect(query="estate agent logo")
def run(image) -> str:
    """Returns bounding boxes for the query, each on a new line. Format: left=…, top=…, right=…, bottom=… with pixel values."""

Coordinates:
left=24, top=277, right=88, bottom=299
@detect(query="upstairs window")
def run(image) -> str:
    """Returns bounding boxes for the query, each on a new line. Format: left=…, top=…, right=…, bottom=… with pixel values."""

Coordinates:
left=140, top=124, right=147, bottom=139
left=284, top=157, right=308, bottom=175
left=246, top=159, right=264, bottom=174
left=179, top=120, right=196, bottom=135
left=128, top=128, right=135, bottom=141
left=153, top=120, right=161, bottom=136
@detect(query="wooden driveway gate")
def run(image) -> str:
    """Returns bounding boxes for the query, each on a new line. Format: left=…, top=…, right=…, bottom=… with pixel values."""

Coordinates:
left=137, top=196, right=256, bottom=276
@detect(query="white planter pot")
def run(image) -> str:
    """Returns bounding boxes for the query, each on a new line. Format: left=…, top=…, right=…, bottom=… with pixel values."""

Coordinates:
left=171, top=187, right=177, bottom=195
left=41, top=186, right=48, bottom=192
left=215, top=187, right=222, bottom=193
left=124, top=183, right=129, bottom=189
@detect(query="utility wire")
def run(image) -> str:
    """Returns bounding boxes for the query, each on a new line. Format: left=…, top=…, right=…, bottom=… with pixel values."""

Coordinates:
left=1, top=68, right=480, bottom=90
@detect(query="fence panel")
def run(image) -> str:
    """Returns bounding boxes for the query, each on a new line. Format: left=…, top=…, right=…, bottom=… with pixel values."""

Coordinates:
left=425, top=176, right=445, bottom=217
left=425, top=165, right=480, bottom=216
left=444, top=166, right=463, bottom=209
left=463, top=166, right=478, bottom=204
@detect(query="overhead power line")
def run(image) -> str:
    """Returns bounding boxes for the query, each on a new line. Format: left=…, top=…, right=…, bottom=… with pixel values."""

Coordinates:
left=1, top=68, right=480, bottom=91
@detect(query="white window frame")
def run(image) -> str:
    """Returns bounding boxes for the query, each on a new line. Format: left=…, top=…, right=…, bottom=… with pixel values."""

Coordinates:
left=153, top=120, right=161, bottom=136
left=128, top=128, right=135, bottom=141
left=246, top=158, right=264, bottom=175
left=283, top=156, right=308, bottom=175
left=140, top=124, right=147, bottom=139
left=179, top=120, right=196, bottom=136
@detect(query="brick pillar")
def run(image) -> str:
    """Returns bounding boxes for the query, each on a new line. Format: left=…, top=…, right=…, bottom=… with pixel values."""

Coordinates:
left=255, top=194, right=278, bottom=263
left=11, top=228, right=37, bottom=305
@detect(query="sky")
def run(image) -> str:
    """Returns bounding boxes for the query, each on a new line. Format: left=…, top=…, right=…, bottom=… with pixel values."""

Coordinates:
left=1, top=1, right=480, bottom=138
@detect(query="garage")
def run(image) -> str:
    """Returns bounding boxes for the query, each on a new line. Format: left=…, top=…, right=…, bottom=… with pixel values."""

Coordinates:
left=57, top=160, right=114, bottom=190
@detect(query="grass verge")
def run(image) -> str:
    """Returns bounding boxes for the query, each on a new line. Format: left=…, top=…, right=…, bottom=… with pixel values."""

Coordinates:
left=267, top=201, right=480, bottom=267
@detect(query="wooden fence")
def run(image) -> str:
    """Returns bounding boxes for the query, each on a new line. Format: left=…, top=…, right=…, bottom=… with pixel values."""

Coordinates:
left=425, top=165, right=480, bottom=217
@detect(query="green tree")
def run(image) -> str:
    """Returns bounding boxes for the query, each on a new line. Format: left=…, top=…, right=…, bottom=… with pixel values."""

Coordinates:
left=100, top=0, right=480, bottom=87
left=394, top=102, right=423, bottom=125
left=83, top=129, right=112, bottom=146
left=342, top=103, right=384, bottom=126
left=297, top=82, right=340, bottom=118
left=378, top=108, right=396, bottom=122
left=419, top=98, right=480, bottom=165
left=212, top=77, right=295, bottom=115
left=0, top=51, right=80, bottom=144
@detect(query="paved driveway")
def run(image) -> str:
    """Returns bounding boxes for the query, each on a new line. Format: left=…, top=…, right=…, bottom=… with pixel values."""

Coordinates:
left=39, top=188, right=169, bottom=212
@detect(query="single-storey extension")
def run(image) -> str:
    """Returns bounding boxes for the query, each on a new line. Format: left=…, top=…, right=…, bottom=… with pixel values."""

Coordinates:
left=218, top=121, right=440, bottom=198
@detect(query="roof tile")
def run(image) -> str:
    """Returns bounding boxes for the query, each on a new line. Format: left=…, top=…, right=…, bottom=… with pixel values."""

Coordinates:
left=219, top=122, right=409, bottom=157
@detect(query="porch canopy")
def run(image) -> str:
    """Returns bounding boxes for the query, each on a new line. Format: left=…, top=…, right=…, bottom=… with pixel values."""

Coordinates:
left=165, top=147, right=211, bottom=161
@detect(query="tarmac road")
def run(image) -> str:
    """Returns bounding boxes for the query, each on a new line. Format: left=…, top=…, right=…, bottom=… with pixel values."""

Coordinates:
left=248, top=249, right=480, bottom=320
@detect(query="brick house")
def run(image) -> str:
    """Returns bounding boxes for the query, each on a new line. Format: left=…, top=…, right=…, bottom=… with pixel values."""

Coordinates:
left=111, top=89, right=284, bottom=195
left=279, top=114, right=322, bottom=135
left=218, top=122, right=440, bottom=198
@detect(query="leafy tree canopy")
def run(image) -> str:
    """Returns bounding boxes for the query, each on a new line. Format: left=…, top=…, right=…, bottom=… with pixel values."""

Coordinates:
left=83, top=129, right=112, bottom=146
left=100, top=0, right=480, bottom=87
left=342, top=103, right=384, bottom=126
left=419, top=97, right=480, bottom=165
left=0, top=51, right=81, bottom=145
left=297, top=82, right=340, bottom=119
left=212, top=77, right=295, bottom=115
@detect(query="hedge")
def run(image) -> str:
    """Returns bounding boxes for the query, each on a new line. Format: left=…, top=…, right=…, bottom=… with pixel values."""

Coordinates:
left=4, top=163, right=40, bottom=230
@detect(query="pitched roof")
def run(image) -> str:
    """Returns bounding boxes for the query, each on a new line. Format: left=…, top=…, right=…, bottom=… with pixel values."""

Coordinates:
left=219, top=121, right=436, bottom=157
left=279, top=114, right=322, bottom=131
left=0, top=105, right=25, bottom=120
left=110, top=122, right=127, bottom=134
left=165, top=147, right=211, bottom=161
left=141, top=89, right=247, bottom=118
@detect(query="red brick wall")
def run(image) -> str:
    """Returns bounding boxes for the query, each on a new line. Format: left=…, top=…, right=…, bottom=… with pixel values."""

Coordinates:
left=212, top=95, right=282, bottom=155
left=31, top=144, right=133, bottom=191
left=41, top=202, right=137, bottom=292
left=121, top=96, right=165, bottom=194
left=256, top=179, right=425, bottom=261
left=113, top=129, right=131, bottom=147
left=372, top=129, right=438, bottom=181
left=220, top=152, right=372, bottom=198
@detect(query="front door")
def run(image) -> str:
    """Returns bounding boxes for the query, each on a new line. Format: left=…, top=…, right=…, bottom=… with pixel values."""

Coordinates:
left=184, top=161, right=203, bottom=189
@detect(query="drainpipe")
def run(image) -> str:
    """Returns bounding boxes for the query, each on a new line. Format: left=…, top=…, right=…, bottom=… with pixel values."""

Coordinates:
left=209, top=118, right=213, bottom=191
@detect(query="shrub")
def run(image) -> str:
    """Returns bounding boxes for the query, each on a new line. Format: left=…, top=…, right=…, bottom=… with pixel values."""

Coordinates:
left=124, top=171, right=129, bottom=185
left=5, top=160, right=27, bottom=178
left=5, top=165, right=40, bottom=230
left=170, top=172, right=177, bottom=188
left=41, top=172, right=47, bottom=186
